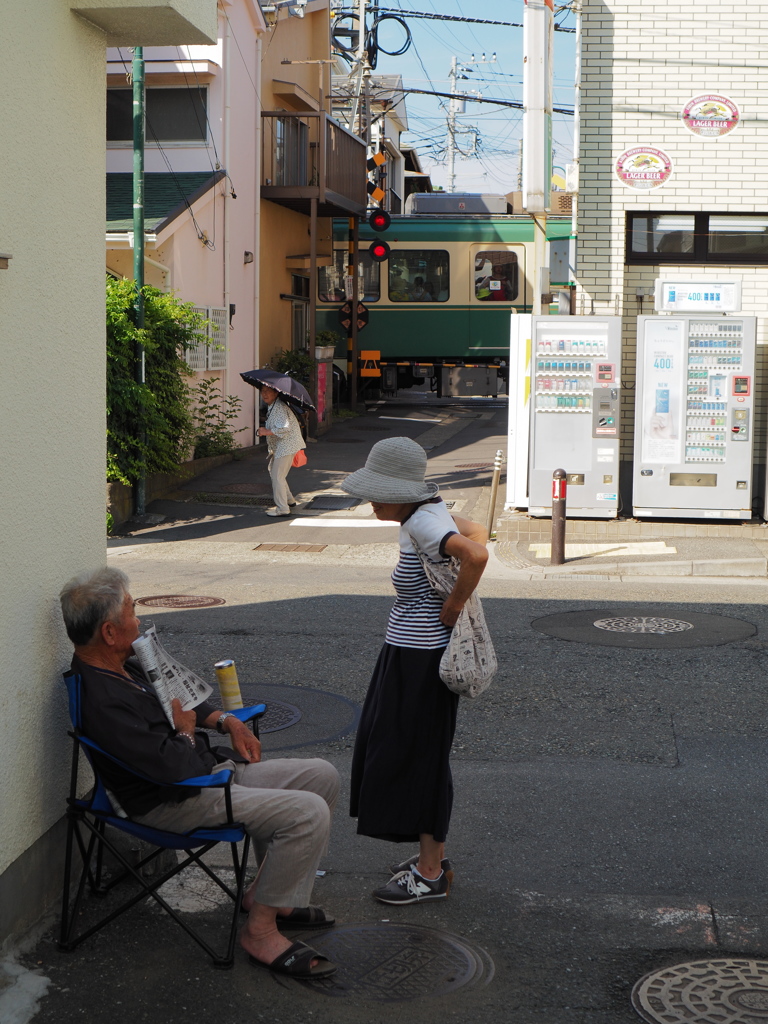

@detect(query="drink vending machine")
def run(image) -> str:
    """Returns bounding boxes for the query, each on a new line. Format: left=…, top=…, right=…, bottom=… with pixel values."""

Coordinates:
left=515, top=316, right=623, bottom=517
left=632, top=313, right=756, bottom=519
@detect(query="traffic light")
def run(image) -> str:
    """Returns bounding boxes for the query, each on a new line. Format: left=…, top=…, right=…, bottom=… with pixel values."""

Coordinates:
left=368, top=238, right=390, bottom=263
left=368, top=209, right=391, bottom=232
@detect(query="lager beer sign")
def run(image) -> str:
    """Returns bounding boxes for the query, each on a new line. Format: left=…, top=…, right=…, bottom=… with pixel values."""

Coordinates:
left=682, top=94, right=740, bottom=137
left=615, top=146, right=673, bottom=191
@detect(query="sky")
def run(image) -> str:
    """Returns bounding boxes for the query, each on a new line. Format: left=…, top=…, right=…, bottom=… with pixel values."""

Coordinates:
left=333, top=0, right=577, bottom=194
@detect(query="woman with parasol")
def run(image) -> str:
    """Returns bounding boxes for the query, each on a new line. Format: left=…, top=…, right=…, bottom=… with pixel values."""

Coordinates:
left=240, top=369, right=313, bottom=517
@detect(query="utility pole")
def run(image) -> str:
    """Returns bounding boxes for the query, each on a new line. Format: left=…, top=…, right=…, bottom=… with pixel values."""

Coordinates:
left=132, top=46, right=146, bottom=516
left=447, top=56, right=458, bottom=193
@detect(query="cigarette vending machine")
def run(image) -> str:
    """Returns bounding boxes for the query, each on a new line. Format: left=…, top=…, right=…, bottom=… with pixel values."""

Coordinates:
left=526, top=316, right=623, bottom=517
left=633, top=313, right=756, bottom=519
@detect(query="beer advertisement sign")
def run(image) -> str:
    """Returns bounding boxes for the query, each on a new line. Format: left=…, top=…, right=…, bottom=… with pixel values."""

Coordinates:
left=615, top=146, right=673, bottom=191
left=682, top=94, right=740, bottom=137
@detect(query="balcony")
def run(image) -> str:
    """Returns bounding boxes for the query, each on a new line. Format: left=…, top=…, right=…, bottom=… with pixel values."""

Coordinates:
left=261, top=111, right=367, bottom=218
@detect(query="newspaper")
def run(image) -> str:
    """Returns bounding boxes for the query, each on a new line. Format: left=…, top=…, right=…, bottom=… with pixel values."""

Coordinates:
left=131, top=626, right=213, bottom=727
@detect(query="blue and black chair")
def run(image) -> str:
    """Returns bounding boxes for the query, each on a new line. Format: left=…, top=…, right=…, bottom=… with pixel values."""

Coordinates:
left=59, top=671, right=266, bottom=969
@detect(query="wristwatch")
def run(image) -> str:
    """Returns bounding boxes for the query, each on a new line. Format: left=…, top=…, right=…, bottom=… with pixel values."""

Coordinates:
left=216, top=712, right=235, bottom=734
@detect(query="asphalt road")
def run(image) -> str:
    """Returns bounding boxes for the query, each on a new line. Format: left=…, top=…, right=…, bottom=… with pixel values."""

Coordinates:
left=16, top=394, right=768, bottom=1024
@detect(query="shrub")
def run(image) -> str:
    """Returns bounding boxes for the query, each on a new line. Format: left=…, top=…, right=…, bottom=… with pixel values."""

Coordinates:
left=107, top=278, right=203, bottom=483
left=191, top=377, right=246, bottom=459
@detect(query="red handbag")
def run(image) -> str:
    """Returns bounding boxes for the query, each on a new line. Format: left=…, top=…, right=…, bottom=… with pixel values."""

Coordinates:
left=292, top=449, right=307, bottom=468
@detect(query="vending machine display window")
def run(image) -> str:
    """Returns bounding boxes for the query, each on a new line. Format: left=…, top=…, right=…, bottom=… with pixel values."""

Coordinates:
left=684, top=321, right=744, bottom=463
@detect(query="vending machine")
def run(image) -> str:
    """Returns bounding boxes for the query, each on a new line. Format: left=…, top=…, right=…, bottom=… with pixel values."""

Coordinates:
left=633, top=309, right=756, bottom=519
left=525, top=316, right=623, bottom=517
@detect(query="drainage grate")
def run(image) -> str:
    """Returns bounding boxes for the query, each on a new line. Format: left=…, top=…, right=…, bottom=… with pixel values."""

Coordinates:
left=594, top=616, right=694, bottom=635
left=631, top=958, right=768, bottom=1023
left=253, top=543, right=327, bottom=552
left=277, top=923, right=494, bottom=1001
left=136, top=595, right=226, bottom=609
left=455, top=462, right=493, bottom=470
left=532, top=608, right=756, bottom=649
left=304, top=495, right=363, bottom=510
left=191, top=493, right=274, bottom=506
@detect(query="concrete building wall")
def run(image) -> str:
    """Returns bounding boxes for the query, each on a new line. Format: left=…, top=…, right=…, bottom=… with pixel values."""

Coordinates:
left=106, top=1, right=265, bottom=445
left=258, top=1, right=334, bottom=366
left=0, top=0, right=216, bottom=950
left=577, top=1, right=768, bottom=462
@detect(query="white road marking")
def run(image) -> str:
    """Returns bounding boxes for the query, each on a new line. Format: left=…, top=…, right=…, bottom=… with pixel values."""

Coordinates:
left=290, top=518, right=398, bottom=528
left=528, top=541, right=677, bottom=559
left=378, top=415, right=443, bottom=423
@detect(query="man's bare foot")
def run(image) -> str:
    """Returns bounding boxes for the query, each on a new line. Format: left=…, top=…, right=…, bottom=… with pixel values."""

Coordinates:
left=239, top=904, right=321, bottom=969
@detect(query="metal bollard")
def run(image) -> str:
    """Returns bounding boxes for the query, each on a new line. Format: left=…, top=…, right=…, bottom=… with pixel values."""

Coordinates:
left=485, top=449, right=505, bottom=540
left=551, top=468, right=567, bottom=565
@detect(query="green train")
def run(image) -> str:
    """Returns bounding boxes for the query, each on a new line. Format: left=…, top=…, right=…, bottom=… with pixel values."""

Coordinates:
left=317, top=198, right=574, bottom=394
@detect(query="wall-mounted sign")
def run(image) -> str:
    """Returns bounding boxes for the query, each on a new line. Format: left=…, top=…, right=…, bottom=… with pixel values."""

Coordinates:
left=615, top=146, right=673, bottom=191
left=682, top=94, right=740, bottom=137
left=655, top=279, right=742, bottom=313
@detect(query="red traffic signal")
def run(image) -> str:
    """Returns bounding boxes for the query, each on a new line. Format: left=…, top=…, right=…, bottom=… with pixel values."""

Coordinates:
left=368, top=209, right=391, bottom=232
left=368, top=239, right=390, bottom=263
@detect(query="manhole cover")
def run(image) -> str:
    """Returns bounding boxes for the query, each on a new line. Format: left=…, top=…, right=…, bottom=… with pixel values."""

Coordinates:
left=632, top=958, right=768, bottom=1023
left=136, top=595, right=226, bottom=609
left=304, top=495, right=363, bottom=510
left=238, top=683, right=361, bottom=752
left=455, top=462, right=493, bottom=470
left=531, top=608, right=756, bottom=649
left=260, top=700, right=302, bottom=734
left=276, top=923, right=494, bottom=1002
left=594, top=616, right=694, bottom=635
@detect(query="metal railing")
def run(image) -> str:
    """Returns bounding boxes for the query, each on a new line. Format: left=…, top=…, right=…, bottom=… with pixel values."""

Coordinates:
left=261, top=111, right=366, bottom=212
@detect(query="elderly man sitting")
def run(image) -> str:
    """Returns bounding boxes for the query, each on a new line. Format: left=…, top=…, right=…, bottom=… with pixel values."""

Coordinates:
left=59, top=566, right=339, bottom=978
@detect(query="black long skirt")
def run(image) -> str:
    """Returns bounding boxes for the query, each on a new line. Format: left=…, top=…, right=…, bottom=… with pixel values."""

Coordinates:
left=350, top=642, right=459, bottom=843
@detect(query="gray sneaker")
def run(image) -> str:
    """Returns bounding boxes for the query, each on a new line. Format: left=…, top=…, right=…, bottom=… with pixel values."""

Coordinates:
left=373, top=866, right=450, bottom=905
left=389, top=854, right=454, bottom=891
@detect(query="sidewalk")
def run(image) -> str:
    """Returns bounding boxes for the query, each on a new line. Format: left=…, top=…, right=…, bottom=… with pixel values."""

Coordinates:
left=495, top=511, right=768, bottom=579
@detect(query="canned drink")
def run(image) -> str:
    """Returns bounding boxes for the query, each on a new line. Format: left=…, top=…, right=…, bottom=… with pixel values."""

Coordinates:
left=214, top=659, right=244, bottom=710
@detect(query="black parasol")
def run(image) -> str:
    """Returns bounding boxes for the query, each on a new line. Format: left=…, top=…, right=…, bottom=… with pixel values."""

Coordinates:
left=240, top=368, right=316, bottom=414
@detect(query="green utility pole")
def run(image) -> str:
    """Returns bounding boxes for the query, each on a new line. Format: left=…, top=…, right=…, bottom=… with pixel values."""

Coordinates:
left=132, top=46, right=146, bottom=515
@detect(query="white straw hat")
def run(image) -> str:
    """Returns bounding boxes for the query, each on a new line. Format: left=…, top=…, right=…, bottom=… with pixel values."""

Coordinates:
left=341, top=436, right=439, bottom=503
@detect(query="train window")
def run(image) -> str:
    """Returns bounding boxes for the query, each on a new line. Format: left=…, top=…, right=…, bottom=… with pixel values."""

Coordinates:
left=474, top=251, right=518, bottom=301
left=388, top=251, right=449, bottom=302
left=318, top=251, right=380, bottom=302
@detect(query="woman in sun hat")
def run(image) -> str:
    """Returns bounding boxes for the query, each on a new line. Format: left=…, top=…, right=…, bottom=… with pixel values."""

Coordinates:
left=341, top=436, right=489, bottom=906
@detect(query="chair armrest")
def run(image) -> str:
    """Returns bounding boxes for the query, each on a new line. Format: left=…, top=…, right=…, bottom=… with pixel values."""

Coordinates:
left=229, top=704, right=266, bottom=724
left=76, top=733, right=233, bottom=791
left=177, top=770, right=233, bottom=788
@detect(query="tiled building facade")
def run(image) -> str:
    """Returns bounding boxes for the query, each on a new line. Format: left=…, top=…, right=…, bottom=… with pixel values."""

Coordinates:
left=577, top=1, right=768, bottom=473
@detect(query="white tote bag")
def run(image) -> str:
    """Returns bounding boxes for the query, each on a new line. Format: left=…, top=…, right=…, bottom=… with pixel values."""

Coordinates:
left=414, top=548, right=497, bottom=699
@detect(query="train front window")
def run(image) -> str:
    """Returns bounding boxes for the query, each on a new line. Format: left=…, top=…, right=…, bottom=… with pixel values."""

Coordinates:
left=388, top=251, right=449, bottom=302
left=474, top=251, right=518, bottom=301
left=318, top=252, right=380, bottom=302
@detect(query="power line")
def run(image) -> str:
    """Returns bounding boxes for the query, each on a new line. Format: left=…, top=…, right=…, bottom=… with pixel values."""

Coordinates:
left=338, top=6, right=576, bottom=32
left=350, top=84, right=573, bottom=114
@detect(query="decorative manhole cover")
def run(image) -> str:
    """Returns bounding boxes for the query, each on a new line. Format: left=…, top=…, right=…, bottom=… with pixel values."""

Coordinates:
left=276, top=923, right=494, bottom=1002
left=455, top=462, right=493, bottom=469
left=531, top=608, right=756, bottom=649
left=260, top=700, right=302, bottom=734
left=304, top=495, right=363, bottom=510
left=136, top=595, right=226, bottom=608
left=631, top=958, right=768, bottom=1023
left=594, top=616, right=694, bottom=635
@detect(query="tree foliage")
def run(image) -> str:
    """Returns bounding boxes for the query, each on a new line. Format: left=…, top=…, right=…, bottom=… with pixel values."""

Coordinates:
left=106, top=278, right=202, bottom=484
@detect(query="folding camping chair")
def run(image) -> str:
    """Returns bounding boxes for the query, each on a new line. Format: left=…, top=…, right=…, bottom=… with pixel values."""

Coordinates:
left=59, top=670, right=266, bottom=969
